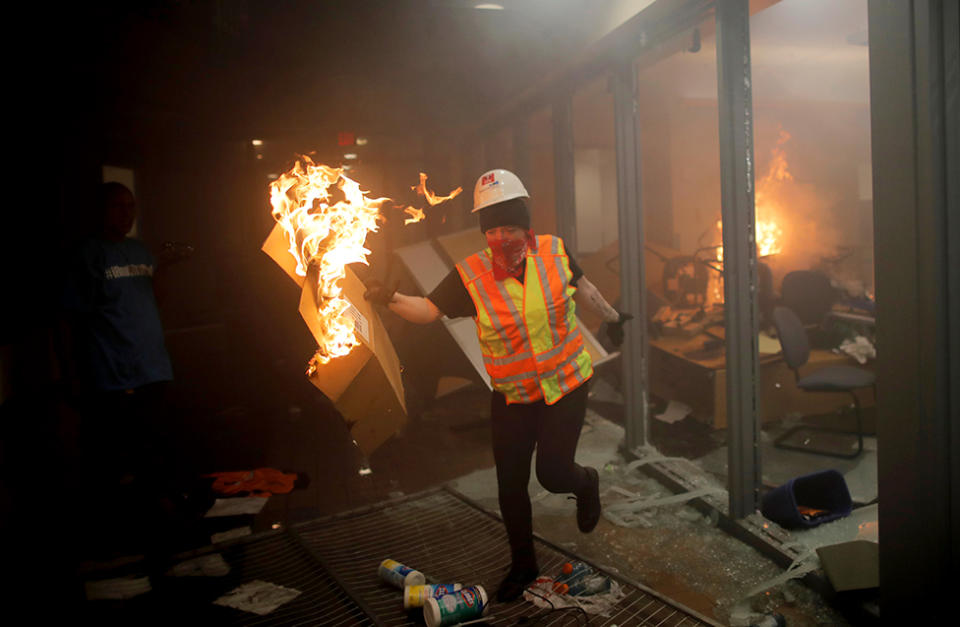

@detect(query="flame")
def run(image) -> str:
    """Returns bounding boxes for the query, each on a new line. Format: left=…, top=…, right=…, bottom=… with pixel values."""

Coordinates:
left=270, top=156, right=385, bottom=364
left=754, top=129, right=790, bottom=257
left=711, top=130, right=791, bottom=304
left=268, top=158, right=462, bottom=365
left=716, top=218, right=782, bottom=260
left=403, top=206, right=426, bottom=225
left=412, top=172, right=462, bottom=206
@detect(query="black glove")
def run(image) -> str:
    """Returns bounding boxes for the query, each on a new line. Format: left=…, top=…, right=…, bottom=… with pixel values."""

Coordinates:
left=606, top=312, right=634, bottom=348
left=363, top=280, right=397, bottom=307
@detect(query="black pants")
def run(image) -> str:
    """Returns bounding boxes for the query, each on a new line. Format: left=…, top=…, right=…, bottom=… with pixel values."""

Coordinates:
left=490, top=381, right=591, bottom=568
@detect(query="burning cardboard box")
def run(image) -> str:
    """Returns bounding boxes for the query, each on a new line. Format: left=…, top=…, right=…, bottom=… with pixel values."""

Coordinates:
left=262, top=223, right=406, bottom=457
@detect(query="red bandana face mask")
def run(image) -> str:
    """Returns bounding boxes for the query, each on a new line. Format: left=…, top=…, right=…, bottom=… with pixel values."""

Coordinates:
left=488, top=229, right=537, bottom=280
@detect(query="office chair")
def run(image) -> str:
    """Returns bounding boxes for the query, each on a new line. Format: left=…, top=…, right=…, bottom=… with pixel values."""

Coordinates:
left=781, top=270, right=836, bottom=325
left=772, top=306, right=875, bottom=458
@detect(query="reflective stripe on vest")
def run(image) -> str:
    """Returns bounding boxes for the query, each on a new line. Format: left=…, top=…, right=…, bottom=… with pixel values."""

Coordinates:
left=456, top=234, right=593, bottom=405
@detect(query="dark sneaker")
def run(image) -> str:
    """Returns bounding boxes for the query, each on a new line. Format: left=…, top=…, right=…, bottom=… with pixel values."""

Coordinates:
left=495, top=565, right=540, bottom=603
left=576, top=467, right=602, bottom=533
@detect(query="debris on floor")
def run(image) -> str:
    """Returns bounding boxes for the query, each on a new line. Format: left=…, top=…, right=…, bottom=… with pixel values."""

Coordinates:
left=210, top=526, right=252, bottom=543
left=213, top=579, right=301, bottom=616
left=84, top=574, right=152, bottom=600
left=205, top=468, right=299, bottom=497
left=836, top=335, right=876, bottom=364
left=166, top=553, right=230, bottom=577
left=547, top=450, right=850, bottom=625
left=523, top=576, right=625, bottom=616
left=655, top=400, right=692, bottom=424
left=204, top=496, right=268, bottom=518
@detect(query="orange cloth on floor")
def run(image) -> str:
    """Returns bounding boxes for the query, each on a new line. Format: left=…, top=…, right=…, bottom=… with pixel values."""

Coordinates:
left=205, top=468, right=297, bottom=497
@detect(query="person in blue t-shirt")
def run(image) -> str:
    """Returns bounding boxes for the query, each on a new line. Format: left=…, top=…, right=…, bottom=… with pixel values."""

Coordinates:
left=65, top=182, right=184, bottom=489
left=73, top=183, right=173, bottom=391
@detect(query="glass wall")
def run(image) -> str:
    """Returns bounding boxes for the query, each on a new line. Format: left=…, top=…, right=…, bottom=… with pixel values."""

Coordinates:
left=571, top=76, right=618, bottom=258
left=632, top=18, right=729, bottom=479
left=525, top=107, right=557, bottom=236
left=566, top=75, right=622, bottom=346
left=750, top=0, right=877, bottom=512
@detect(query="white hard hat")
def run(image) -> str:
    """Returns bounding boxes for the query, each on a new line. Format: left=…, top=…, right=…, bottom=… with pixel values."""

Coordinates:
left=472, top=169, right=529, bottom=213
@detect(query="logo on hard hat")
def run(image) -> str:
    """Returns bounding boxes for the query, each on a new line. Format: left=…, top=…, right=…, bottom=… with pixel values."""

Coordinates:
left=481, top=173, right=497, bottom=186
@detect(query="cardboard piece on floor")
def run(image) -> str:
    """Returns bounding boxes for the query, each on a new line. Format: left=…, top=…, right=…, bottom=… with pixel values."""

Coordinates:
left=299, top=265, right=406, bottom=457
left=211, top=526, right=253, bottom=544
left=167, top=554, right=230, bottom=577
left=85, top=575, right=152, bottom=600
left=214, top=580, right=301, bottom=615
left=204, top=497, right=268, bottom=518
left=816, top=540, right=879, bottom=591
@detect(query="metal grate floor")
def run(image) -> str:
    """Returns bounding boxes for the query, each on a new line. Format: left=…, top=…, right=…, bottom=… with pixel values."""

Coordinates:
left=82, top=487, right=718, bottom=626
left=291, top=487, right=717, bottom=626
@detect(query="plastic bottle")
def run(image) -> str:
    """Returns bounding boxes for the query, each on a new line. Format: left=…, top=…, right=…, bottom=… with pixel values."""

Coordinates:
left=423, top=586, right=488, bottom=627
left=556, top=562, right=611, bottom=597
left=403, top=583, right=463, bottom=609
left=749, top=613, right=786, bottom=627
left=378, top=559, right=425, bottom=589
left=568, top=573, right=612, bottom=596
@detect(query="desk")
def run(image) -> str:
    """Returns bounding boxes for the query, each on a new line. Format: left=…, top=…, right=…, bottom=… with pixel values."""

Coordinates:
left=648, top=333, right=875, bottom=429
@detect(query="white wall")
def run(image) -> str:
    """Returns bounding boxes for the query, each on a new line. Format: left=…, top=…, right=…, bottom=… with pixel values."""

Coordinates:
left=574, top=148, right=619, bottom=254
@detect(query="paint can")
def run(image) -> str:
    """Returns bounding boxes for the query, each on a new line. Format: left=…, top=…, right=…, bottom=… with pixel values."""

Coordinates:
left=403, top=583, right=462, bottom=609
left=378, top=559, right=425, bottom=589
left=423, top=585, right=488, bottom=627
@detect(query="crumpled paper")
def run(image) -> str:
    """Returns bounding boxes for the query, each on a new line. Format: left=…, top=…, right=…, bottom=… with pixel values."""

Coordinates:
left=837, top=335, right=876, bottom=364
left=522, top=576, right=625, bottom=616
left=214, top=580, right=301, bottom=615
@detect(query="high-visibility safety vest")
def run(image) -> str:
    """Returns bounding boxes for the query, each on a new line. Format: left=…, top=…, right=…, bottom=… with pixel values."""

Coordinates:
left=456, top=234, right=593, bottom=405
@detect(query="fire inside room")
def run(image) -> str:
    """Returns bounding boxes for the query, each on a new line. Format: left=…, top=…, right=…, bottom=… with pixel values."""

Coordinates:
left=6, top=0, right=957, bottom=624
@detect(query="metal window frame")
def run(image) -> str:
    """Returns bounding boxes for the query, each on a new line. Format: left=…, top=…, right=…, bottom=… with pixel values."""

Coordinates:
left=868, top=0, right=960, bottom=616
left=613, top=58, right=650, bottom=451
left=715, top=0, right=761, bottom=518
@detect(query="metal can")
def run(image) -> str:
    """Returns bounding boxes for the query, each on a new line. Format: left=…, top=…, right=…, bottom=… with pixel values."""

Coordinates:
left=403, top=583, right=462, bottom=609
left=378, top=559, right=425, bottom=589
left=423, top=585, right=488, bottom=627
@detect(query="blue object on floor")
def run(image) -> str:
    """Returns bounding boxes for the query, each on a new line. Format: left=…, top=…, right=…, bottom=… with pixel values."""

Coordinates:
left=761, top=469, right=852, bottom=529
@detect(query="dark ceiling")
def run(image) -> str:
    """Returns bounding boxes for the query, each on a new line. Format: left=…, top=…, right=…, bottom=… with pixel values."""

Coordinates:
left=57, top=0, right=610, bottom=145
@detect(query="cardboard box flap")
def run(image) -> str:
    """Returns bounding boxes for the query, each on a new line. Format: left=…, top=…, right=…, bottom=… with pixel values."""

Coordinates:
left=816, top=540, right=879, bottom=591
left=262, top=222, right=305, bottom=288
left=337, top=357, right=407, bottom=457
